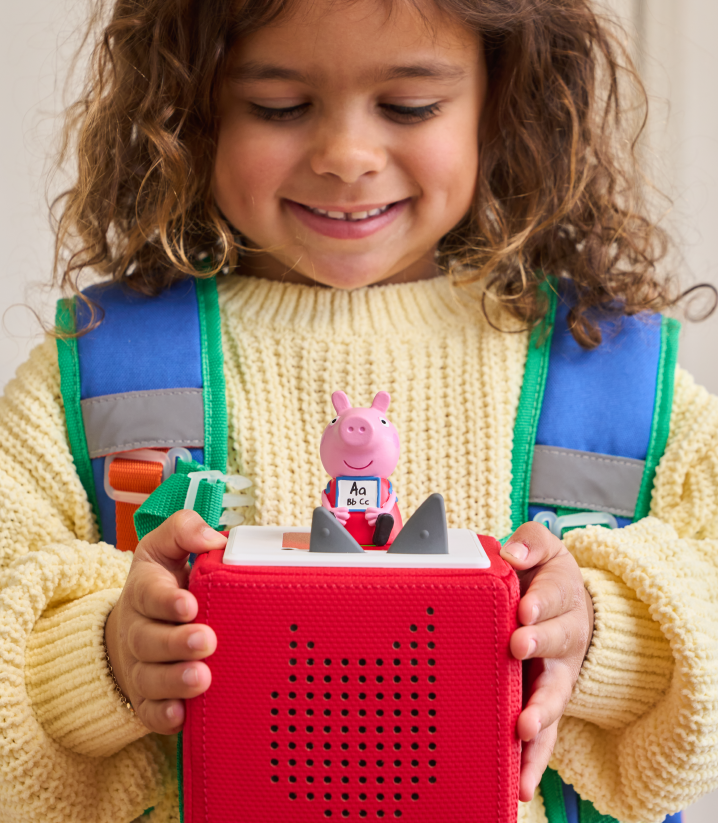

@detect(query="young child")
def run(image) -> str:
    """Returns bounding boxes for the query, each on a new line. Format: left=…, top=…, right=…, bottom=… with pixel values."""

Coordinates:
left=0, top=1, right=716, bottom=822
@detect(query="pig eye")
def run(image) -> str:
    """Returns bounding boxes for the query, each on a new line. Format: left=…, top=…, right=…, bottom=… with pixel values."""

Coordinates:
left=379, top=418, right=389, bottom=426
left=330, top=417, right=338, bottom=426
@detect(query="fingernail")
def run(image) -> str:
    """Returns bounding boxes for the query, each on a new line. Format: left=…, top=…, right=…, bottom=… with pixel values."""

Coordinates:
left=175, top=597, right=190, bottom=618
left=187, top=631, right=207, bottom=651
left=167, top=702, right=184, bottom=723
left=182, top=667, right=199, bottom=686
left=502, top=542, right=529, bottom=561
left=202, top=527, right=226, bottom=546
left=531, top=604, right=539, bottom=623
left=526, top=638, right=537, bottom=658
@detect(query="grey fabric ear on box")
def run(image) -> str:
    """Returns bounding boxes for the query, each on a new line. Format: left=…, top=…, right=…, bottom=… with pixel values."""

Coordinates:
left=309, top=507, right=365, bottom=553
left=387, top=493, right=448, bottom=555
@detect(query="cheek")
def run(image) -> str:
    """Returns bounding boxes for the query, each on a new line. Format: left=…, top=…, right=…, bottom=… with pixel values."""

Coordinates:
left=408, top=121, right=478, bottom=215
left=213, top=123, right=299, bottom=221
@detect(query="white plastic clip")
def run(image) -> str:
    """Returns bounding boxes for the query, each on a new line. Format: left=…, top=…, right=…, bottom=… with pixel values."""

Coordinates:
left=104, top=447, right=192, bottom=505
left=184, top=471, right=254, bottom=525
left=533, top=510, right=618, bottom=538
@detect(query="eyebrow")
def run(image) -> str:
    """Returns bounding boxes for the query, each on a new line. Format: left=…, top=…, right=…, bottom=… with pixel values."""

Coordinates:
left=226, top=60, right=467, bottom=85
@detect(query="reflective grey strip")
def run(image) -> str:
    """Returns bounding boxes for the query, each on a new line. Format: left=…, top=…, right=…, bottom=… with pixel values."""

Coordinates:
left=529, top=445, right=645, bottom=518
left=81, top=388, right=204, bottom=458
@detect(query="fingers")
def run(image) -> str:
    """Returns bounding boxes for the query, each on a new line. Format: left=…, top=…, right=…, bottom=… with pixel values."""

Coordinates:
left=128, top=660, right=212, bottom=702
left=500, top=521, right=566, bottom=572
left=518, top=721, right=559, bottom=802
left=127, top=560, right=199, bottom=623
left=516, top=559, right=587, bottom=626
left=139, top=699, right=186, bottom=735
left=516, top=663, right=575, bottom=741
left=127, top=616, right=217, bottom=663
left=137, top=510, right=227, bottom=569
left=130, top=660, right=212, bottom=735
left=511, top=612, right=588, bottom=667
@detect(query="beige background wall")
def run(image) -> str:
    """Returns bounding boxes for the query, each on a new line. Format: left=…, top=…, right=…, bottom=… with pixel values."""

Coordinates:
left=1, top=2, right=717, bottom=820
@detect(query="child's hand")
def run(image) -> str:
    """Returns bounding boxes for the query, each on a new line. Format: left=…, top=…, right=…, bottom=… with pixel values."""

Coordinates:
left=500, top=522, right=595, bottom=802
left=104, top=511, right=227, bottom=735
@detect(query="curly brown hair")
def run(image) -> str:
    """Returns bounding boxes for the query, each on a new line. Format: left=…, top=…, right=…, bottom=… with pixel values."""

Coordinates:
left=53, top=0, right=686, bottom=346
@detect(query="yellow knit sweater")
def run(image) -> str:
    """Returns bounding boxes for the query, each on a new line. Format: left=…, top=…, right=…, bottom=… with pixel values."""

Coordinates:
left=0, top=275, right=716, bottom=823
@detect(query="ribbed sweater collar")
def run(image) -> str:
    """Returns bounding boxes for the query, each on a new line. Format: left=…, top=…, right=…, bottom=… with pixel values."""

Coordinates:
left=217, top=273, right=487, bottom=334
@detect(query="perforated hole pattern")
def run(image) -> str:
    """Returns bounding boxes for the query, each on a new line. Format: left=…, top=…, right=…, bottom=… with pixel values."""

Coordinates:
left=270, top=609, right=438, bottom=819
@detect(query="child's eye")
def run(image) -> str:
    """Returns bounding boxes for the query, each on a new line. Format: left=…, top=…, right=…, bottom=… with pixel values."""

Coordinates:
left=379, top=418, right=389, bottom=426
left=381, top=103, right=441, bottom=123
left=249, top=102, right=310, bottom=122
left=330, top=417, right=338, bottom=426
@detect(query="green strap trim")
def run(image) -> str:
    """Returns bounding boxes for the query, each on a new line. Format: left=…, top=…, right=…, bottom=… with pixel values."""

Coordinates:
left=196, top=277, right=227, bottom=473
left=579, top=797, right=620, bottom=823
left=177, top=731, right=185, bottom=823
left=541, top=768, right=569, bottom=823
left=632, top=316, right=680, bottom=522
left=542, top=767, right=621, bottom=823
left=55, top=298, right=103, bottom=536
left=134, top=459, right=226, bottom=541
left=509, top=280, right=558, bottom=534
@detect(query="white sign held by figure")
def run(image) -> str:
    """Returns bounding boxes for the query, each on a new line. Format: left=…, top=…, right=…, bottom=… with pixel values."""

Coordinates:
left=335, top=476, right=380, bottom=511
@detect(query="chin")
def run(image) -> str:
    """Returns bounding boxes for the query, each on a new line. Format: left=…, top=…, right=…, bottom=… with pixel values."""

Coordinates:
left=298, top=254, right=406, bottom=291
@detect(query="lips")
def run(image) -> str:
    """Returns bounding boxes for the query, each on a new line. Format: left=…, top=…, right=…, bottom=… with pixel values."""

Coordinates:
left=285, top=198, right=409, bottom=240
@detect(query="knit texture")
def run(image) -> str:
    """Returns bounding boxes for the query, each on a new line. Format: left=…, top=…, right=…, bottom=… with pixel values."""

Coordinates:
left=0, top=276, right=716, bottom=823
left=220, top=275, right=527, bottom=540
left=553, top=371, right=718, bottom=822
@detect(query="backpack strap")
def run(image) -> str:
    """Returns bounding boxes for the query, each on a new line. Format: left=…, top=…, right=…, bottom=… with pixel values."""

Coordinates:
left=56, top=276, right=227, bottom=548
left=510, top=282, right=681, bottom=823
left=510, top=284, right=680, bottom=534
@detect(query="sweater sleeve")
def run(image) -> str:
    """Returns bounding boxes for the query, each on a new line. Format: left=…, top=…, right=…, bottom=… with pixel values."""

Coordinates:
left=552, top=367, right=718, bottom=823
left=0, top=339, right=176, bottom=821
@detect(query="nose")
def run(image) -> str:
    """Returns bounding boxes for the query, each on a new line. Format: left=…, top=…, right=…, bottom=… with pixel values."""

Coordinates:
left=310, top=111, right=387, bottom=183
left=339, top=414, right=376, bottom=447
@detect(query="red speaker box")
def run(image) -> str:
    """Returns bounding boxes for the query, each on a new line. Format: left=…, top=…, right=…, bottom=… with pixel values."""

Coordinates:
left=183, top=527, right=521, bottom=823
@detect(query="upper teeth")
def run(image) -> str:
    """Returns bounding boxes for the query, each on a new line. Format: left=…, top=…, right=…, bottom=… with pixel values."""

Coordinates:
left=308, top=205, right=391, bottom=221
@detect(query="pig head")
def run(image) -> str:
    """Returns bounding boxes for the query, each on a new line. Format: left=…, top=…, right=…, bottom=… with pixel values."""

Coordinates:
left=320, top=391, right=400, bottom=479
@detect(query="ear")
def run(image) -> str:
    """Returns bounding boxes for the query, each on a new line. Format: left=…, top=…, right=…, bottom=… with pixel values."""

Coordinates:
left=371, top=391, right=391, bottom=413
left=332, top=391, right=351, bottom=414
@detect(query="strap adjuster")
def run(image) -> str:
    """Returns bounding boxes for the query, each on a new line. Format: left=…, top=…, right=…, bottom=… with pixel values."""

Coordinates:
left=104, top=447, right=192, bottom=505
left=184, top=471, right=254, bottom=527
left=533, top=510, right=618, bottom=538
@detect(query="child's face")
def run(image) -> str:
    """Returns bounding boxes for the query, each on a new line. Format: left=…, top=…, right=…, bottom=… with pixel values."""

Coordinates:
left=214, top=0, right=486, bottom=289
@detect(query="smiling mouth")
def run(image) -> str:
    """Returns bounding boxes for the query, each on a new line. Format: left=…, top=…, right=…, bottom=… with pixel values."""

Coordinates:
left=344, top=460, right=373, bottom=470
left=298, top=203, right=396, bottom=222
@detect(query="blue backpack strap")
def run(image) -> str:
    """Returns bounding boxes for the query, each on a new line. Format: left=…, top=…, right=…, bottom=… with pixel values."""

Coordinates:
left=56, top=276, right=226, bottom=546
left=529, top=293, right=679, bottom=528
left=510, top=285, right=680, bottom=533
left=510, top=282, right=681, bottom=823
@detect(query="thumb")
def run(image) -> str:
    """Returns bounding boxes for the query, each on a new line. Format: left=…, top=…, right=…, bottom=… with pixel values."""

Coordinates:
left=500, top=521, right=566, bottom=571
left=136, top=509, right=227, bottom=570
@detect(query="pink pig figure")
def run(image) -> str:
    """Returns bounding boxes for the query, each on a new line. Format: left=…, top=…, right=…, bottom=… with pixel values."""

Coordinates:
left=320, top=390, right=403, bottom=548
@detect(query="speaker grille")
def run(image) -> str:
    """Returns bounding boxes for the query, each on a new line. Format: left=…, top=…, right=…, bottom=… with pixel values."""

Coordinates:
left=186, top=559, right=521, bottom=823
left=269, top=611, right=439, bottom=819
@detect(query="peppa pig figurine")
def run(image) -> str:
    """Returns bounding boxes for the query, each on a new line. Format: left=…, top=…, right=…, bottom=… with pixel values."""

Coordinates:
left=319, top=390, right=403, bottom=548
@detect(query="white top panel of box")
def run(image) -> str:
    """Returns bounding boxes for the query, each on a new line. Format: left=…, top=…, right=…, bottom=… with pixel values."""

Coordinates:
left=223, top=526, right=491, bottom=569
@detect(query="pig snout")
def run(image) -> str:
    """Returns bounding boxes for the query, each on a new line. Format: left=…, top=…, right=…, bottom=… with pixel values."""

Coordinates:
left=339, top=414, right=376, bottom=447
